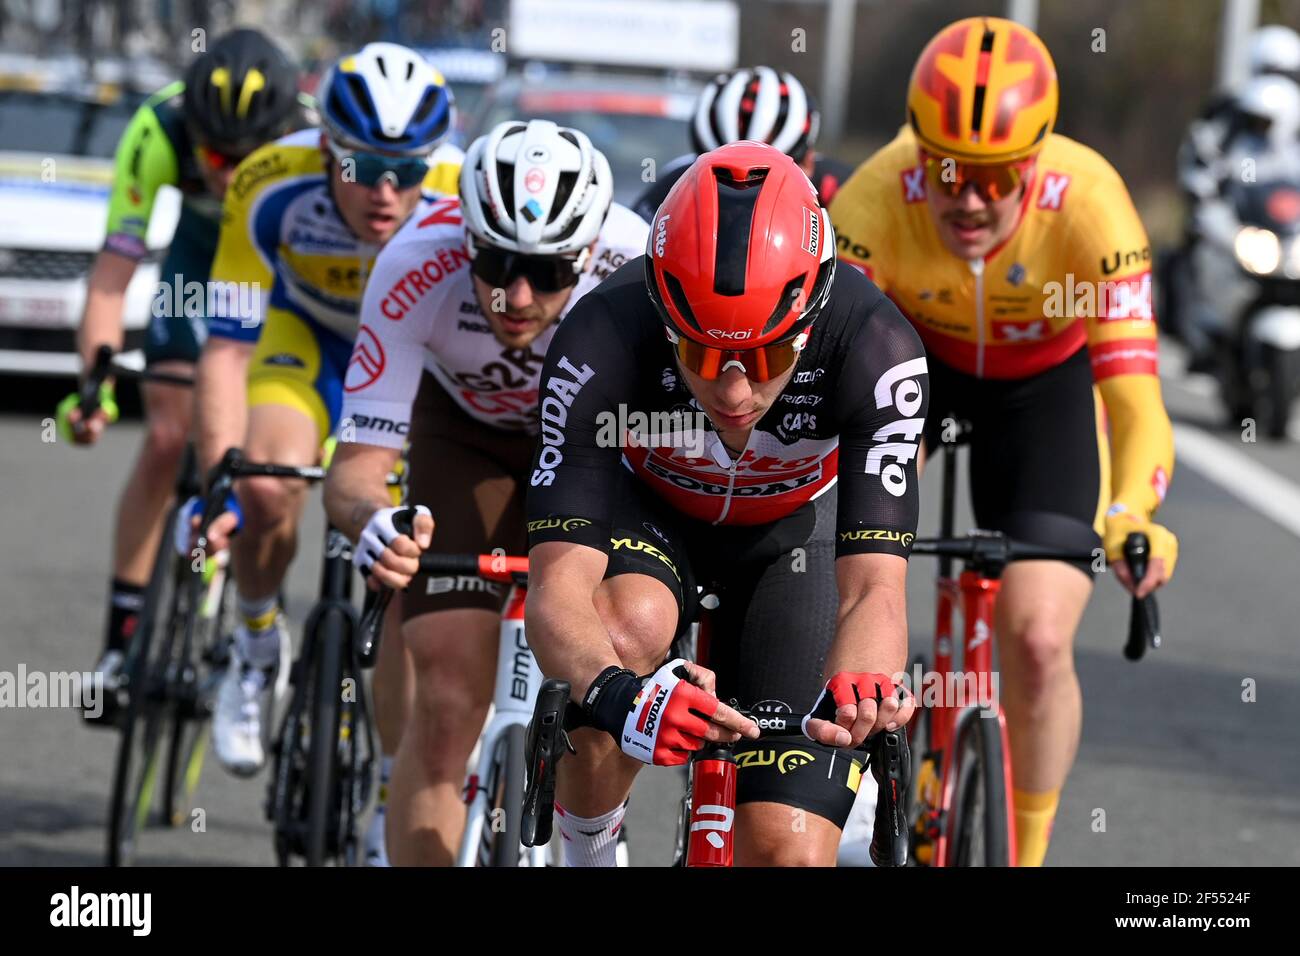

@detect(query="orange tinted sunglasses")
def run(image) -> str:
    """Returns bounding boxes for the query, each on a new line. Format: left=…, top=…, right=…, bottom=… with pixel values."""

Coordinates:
left=921, top=152, right=1035, bottom=202
left=666, top=328, right=809, bottom=383
left=196, top=144, right=248, bottom=172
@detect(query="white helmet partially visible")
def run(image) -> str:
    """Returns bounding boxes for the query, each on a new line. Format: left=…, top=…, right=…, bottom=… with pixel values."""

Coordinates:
left=319, top=42, right=455, bottom=156
left=691, top=66, right=818, bottom=162
left=459, top=119, right=614, bottom=257
left=1249, top=25, right=1300, bottom=77
left=1237, top=74, right=1300, bottom=144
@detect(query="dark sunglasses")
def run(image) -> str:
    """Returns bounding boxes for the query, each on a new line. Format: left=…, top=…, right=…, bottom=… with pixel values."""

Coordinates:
left=326, top=139, right=430, bottom=189
left=470, top=246, right=583, bottom=293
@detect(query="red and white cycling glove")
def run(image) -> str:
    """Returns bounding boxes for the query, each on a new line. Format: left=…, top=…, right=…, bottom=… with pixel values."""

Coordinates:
left=801, top=671, right=899, bottom=740
left=584, top=659, right=718, bottom=767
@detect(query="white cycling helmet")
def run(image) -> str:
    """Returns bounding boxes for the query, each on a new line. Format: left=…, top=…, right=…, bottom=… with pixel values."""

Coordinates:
left=319, top=42, right=455, bottom=156
left=459, top=119, right=614, bottom=257
left=1250, top=25, right=1300, bottom=76
left=1237, top=74, right=1300, bottom=144
left=691, top=66, right=819, bottom=163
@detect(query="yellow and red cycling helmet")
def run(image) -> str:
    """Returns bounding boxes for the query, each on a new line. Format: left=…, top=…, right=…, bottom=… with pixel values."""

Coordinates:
left=907, top=16, right=1058, bottom=165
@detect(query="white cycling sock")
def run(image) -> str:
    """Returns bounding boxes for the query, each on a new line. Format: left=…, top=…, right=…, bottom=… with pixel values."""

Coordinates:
left=555, top=801, right=626, bottom=868
left=235, top=592, right=281, bottom=669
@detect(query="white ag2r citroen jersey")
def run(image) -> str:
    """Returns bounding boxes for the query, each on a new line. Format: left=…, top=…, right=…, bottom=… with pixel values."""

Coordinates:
left=340, top=196, right=649, bottom=447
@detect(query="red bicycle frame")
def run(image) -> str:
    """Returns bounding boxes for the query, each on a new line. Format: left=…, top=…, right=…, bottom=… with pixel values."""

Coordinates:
left=921, top=568, right=1018, bottom=866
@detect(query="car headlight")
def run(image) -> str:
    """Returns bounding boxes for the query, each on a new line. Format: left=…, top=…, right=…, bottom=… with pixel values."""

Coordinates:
left=1235, top=226, right=1282, bottom=275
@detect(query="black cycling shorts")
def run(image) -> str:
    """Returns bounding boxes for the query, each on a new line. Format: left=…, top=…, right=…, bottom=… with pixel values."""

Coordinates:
left=601, top=471, right=866, bottom=829
left=921, top=346, right=1105, bottom=572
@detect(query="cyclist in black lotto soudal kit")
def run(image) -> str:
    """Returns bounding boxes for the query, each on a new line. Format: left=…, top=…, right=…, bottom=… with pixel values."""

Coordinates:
left=525, top=142, right=929, bottom=866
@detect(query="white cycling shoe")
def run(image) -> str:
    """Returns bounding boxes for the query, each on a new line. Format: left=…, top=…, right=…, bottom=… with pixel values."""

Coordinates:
left=212, top=620, right=289, bottom=776
left=837, top=779, right=879, bottom=867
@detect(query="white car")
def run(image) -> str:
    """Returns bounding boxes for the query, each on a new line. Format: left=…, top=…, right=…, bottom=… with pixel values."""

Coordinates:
left=0, top=64, right=179, bottom=377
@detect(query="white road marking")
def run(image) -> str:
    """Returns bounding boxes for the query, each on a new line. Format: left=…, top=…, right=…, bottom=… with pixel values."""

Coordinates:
left=1172, top=423, right=1300, bottom=540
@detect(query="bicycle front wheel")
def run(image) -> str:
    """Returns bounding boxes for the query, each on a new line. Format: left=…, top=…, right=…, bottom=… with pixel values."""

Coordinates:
left=486, top=723, right=526, bottom=867
left=305, top=610, right=345, bottom=866
left=943, top=707, right=1012, bottom=867
left=106, top=507, right=182, bottom=866
left=162, top=562, right=229, bottom=827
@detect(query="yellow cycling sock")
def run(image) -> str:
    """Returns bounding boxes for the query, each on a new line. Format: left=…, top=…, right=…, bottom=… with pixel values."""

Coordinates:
left=1013, top=788, right=1060, bottom=867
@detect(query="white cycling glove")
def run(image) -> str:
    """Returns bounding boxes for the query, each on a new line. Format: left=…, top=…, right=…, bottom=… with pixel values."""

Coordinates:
left=353, top=505, right=431, bottom=574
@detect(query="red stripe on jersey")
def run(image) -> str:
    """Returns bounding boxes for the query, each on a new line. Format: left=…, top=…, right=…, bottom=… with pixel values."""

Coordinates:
left=1090, top=338, right=1159, bottom=380
left=624, top=445, right=840, bottom=525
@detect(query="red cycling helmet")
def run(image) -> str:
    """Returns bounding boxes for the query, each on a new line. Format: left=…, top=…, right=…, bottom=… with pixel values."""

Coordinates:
left=645, top=142, right=836, bottom=356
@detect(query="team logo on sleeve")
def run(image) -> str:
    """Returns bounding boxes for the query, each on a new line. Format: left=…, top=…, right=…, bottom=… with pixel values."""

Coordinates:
left=866, top=357, right=927, bottom=497
left=344, top=326, right=386, bottom=392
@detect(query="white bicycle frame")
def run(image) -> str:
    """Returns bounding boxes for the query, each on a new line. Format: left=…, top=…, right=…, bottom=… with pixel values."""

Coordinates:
left=454, top=584, right=551, bottom=867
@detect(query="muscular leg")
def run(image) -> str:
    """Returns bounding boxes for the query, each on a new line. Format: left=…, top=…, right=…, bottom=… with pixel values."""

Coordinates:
left=373, top=595, right=412, bottom=753
left=735, top=802, right=842, bottom=866
left=111, top=363, right=194, bottom=583
left=231, top=403, right=321, bottom=601
left=994, top=560, right=1092, bottom=865
left=387, top=607, right=498, bottom=867
left=553, top=574, right=677, bottom=818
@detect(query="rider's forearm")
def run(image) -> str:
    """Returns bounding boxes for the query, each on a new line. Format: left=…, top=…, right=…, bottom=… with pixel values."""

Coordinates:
left=1098, top=374, right=1175, bottom=518
left=194, top=338, right=253, bottom=476
left=824, top=558, right=909, bottom=681
left=323, top=444, right=401, bottom=542
left=526, top=546, right=624, bottom=697
left=77, top=251, right=137, bottom=372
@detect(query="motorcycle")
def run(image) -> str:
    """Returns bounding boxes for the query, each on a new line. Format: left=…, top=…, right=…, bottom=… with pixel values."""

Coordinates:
left=1190, top=176, right=1300, bottom=438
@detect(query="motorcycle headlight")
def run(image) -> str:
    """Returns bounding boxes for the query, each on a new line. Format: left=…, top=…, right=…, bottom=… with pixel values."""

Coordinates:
left=1235, top=226, right=1282, bottom=275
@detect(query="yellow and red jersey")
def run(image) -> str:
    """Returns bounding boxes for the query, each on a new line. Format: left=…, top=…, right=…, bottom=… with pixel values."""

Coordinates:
left=831, top=126, right=1173, bottom=522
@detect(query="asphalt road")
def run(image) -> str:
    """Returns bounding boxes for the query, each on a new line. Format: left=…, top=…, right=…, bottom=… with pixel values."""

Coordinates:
left=1, top=352, right=1298, bottom=867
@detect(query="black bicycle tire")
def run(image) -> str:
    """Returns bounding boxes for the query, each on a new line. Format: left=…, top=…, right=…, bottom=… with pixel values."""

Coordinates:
left=106, top=505, right=181, bottom=866
left=944, top=708, right=1011, bottom=867
left=305, top=611, right=345, bottom=866
left=488, top=723, right=527, bottom=867
left=161, top=557, right=210, bottom=827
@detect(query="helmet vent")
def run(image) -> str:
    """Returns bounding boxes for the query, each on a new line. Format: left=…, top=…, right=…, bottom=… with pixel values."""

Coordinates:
left=971, top=28, right=996, bottom=135
left=762, top=275, right=806, bottom=336
left=664, top=271, right=703, bottom=335
left=495, top=161, right=516, bottom=215
left=713, top=169, right=764, bottom=296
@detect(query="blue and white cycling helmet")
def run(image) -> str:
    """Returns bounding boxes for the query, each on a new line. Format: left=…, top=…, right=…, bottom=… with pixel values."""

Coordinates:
left=319, top=42, right=455, bottom=156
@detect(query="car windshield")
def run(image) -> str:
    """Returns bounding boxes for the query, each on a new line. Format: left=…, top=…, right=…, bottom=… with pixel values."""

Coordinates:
left=0, top=91, right=144, bottom=158
left=477, top=99, right=692, bottom=202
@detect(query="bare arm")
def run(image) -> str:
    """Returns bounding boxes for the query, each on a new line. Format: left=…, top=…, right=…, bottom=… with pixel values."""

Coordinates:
left=77, top=250, right=137, bottom=369
left=804, top=552, right=915, bottom=747
left=194, top=337, right=254, bottom=475
left=324, top=441, right=402, bottom=541
left=827, top=552, right=909, bottom=679
left=324, top=440, right=432, bottom=590
left=523, top=540, right=622, bottom=695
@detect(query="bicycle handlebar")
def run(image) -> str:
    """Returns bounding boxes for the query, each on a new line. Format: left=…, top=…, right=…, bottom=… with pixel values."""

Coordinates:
left=78, top=344, right=195, bottom=419
left=911, top=529, right=1162, bottom=661
left=521, top=678, right=911, bottom=866
left=354, top=511, right=531, bottom=666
